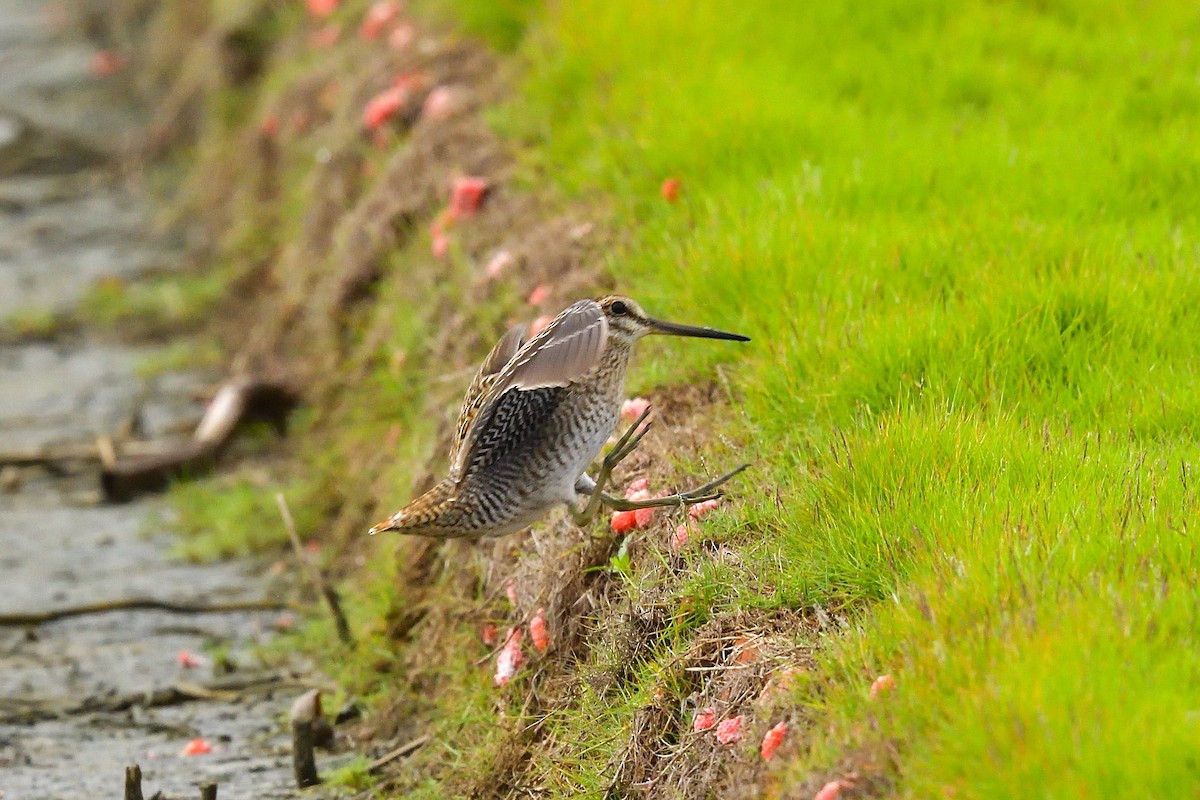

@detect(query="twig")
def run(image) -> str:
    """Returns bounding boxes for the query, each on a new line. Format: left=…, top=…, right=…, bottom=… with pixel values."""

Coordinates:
left=0, top=597, right=288, bottom=627
left=367, top=734, right=431, bottom=774
left=276, top=493, right=353, bottom=645
left=125, top=764, right=145, bottom=800
left=290, top=689, right=323, bottom=788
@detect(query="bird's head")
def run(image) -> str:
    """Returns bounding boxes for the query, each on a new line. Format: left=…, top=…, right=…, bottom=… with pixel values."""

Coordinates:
left=598, top=295, right=750, bottom=345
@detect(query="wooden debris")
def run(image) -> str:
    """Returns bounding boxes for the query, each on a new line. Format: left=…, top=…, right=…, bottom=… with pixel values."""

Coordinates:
left=0, top=596, right=287, bottom=627
left=199, top=783, right=218, bottom=800
left=290, top=689, right=324, bottom=788
left=100, top=376, right=299, bottom=502
left=276, top=493, right=353, bottom=645
left=124, top=764, right=145, bottom=800
left=367, top=734, right=430, bottom=774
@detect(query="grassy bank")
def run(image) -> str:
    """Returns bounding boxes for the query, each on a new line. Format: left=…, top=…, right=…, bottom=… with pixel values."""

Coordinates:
left=127, top=0, right=1200, bottom=796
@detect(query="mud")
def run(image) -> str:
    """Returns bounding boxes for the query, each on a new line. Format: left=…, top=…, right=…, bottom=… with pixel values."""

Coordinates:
left=0, top=3, right=314, bottom=798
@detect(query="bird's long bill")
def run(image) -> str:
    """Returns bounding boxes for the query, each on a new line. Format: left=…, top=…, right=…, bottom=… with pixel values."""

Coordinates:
left=646, top=316, right=750, bottom=342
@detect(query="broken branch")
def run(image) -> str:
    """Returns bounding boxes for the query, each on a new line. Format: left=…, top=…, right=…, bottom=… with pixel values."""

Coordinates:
left=0, top=596, right=288, bottom=627
left=276, top=493, right=353, bottom=645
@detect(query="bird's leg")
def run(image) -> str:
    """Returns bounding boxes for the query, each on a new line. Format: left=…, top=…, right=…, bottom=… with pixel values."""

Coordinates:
left=570, top=406, right=654, bottom=527
left=599, top=464, right=750, bottom=512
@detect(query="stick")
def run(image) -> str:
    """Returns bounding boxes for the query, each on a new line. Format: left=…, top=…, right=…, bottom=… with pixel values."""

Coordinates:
left=290, top=689, right=323, bottom=788
left=276, top=493, right=353, bottom=645
left=199, top=783, right=217, bottom=800
left=125, top=764, right=145, bottom=800
left=367, top=734, right=431, bottom=774
left=0, top=597, right=288, bottom=627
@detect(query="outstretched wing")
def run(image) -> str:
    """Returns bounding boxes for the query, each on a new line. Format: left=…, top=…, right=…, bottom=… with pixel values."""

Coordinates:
left=449, top=300, right=608, bottom=483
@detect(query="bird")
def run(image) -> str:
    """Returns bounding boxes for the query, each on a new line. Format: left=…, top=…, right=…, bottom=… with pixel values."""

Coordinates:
left=368, top=295, right=750, bottom=539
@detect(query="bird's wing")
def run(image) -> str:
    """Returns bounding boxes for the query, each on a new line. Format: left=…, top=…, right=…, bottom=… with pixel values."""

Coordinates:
left=449, top=300, right=608, bottom=483
left=448, top=323, right=529, bottom=475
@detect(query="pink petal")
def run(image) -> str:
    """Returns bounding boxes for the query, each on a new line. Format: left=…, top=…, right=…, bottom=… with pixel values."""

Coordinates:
left=529, top=608, right=550, bottom=653
left=88, top=50, right=126, bottom=78
left=528, top=315, right=553, bottom=337
left=869, top=673, right=895, bottom=699
left=272, top=613, right=297, bottom=631
left=814, top=781, right=844, bottom=800
left=392, top=71, right=426, bottom=92
left=526, top=284, right=549, bottom=305
left=692, top=707, right=716, bottom=732
left=360, top=0, right=402, bottom=40
left=661, top=177, right=681, bottom=203
left=493, top=627, right=524, bottom=686
left=431, top=231, right=450, bottom=258
left=757, top=666, right=803, bottom=704
left=687, top=498, right=721, bottom=519
left=310, top=22, right=340, bottom=48
left=449, top=176, right=488, bottom=219
left=480, top=623, right=497, bottom=646
left=760, top=721, right=788, bottom=761
left=620, top=397, right=651, bottom=423
left=259, top=114, right=280, bottom=138
left=670, top=524, right=690, bottom=551
left=625, top=477, right=649, bottom=495
left=176, top=650, right=204, bottom=669
left=179, top=738, right=213, bottom=756
left=484, top=250, right=514, bottom=279
left=633, top=506, right=655, bottom=528
left=422, top=86, right=460, bottom=121
left=715, top=715, right=744, bottom=744
left=362, top=87, right=408, bottom=131
left=610, top=509, right=637, bottom=533
left=505, top=581, right=518, bottom=604
left=388, top=21, right=416, bottom=50
left=306, top=0, right=339, bottom=18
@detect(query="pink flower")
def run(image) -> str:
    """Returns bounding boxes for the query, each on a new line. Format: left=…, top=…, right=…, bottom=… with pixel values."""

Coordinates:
left=687, top=498, right=721, bottom=519
left=484, top=250, right=514, bottom=279
left=814, top=781, right=845, bottom=800
left=715, top=715, right=744, bottom=744
left=176, top=650, right=204, bottom=669
left=670, top=524, right=690, bottom=551
left=758, top=666, right=803, bottom=704
left=869, top=673, right=895, bottom=699
left=661, top=177, right=681, bottom=203
left=388, top=21, right=416, bottom=49
left=431, top=231, right=450, bottom=258
left=309, top=22, right=340, bottom=48
left=450, top=177, right=489, bottom=218
left=610, top=509, right=638, bottom=534
left=505, top=581, right=518, bottom=604
left=626, top=477, right=649, bottom=494
left=306, top=0, right=339, bottom=18
left=88, top=50, right=126, bottom=78
left=179, top=738, right=213, bottom=756
left=259, top=114, right=280, bottom=138
left=760, top=721, right=788, bottom=761
left=528, top=315, right=553, bottom=337
left=362, top=87, right=407, bottom=131
left=360, top=1, right=401, bottom=39
left=530, top=608, right=550, bottom=653
left=422, top=86, right=459, bottom=120
left=692, top=707, right=716, bottom=732
left=620, top=397, right=651, bottom=423
left=527, top=284, right=549, bottom=305
left=480, top=623, right=497, bottom=646
left=494, top=627, right=524, bottom=686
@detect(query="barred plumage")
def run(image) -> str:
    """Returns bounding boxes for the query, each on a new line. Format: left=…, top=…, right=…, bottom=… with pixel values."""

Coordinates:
left=369, top=295, right=750, bottom=539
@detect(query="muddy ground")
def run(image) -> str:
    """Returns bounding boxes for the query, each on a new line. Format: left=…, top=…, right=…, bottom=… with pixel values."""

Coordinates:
left=0, top=3, right=323, bottom=798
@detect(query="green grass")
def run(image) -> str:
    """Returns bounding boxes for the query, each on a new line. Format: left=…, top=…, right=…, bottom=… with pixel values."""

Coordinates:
left=464, top=0, right=1200, bottom=795
left=144, top=0, right=1200, bottom=794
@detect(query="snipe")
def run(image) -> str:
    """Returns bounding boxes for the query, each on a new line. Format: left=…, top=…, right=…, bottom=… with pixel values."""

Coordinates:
left=369, top=295, right=749, bottom=538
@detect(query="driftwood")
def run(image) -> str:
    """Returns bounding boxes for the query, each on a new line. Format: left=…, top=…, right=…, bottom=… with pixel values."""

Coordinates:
left=125, top=764, right=145, bottom=800
left=101, top=376, right=299, bottom=502
left=290, top=689, right=323, bottom=788
left=367, top=734, right=431, bottom=774
left=0, top=596, right=288, bottom=627
left=199, top=783, right=217, bottom=800
left=276, top=493, right=353, bottom=645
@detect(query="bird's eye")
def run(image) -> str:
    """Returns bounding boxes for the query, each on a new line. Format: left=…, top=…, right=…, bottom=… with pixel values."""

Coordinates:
left=611, top=300, right=628, bottom=315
